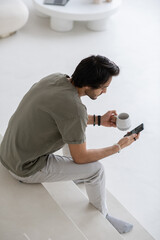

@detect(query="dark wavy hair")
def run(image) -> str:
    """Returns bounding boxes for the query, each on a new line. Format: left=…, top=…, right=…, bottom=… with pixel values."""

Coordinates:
left=71, top=55, right=120, bottom=89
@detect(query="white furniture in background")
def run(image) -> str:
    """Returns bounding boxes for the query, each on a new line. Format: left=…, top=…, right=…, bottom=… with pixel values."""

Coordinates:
left=0, top=0, right=29, bottom=38
left=32, top=0, right=122, bottom=32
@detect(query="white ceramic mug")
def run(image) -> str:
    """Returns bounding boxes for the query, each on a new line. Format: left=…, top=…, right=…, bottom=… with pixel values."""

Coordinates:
left=115, top=113, right=131, bottom=131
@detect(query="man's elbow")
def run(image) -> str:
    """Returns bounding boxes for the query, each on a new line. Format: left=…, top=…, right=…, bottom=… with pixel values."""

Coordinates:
left=68, top=143, right=88, bottom=164
left=72, top=155, right=86, bottom=164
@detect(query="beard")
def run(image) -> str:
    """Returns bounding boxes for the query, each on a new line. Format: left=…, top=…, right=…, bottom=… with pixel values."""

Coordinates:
left=89, top=95, right=97, bottom=100
left=86, top=90, right=102, bottom=100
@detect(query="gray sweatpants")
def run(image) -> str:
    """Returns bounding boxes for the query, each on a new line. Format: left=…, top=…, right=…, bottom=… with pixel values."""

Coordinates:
left=9, top=145, right=108, bottom=216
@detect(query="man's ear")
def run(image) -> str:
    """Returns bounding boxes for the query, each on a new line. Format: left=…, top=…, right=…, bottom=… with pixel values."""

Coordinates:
left=84, top=86, right=90, bottom=90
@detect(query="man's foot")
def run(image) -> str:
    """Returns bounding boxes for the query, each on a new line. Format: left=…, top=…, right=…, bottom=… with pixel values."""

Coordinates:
left=106, top=214, right=133, bottom=234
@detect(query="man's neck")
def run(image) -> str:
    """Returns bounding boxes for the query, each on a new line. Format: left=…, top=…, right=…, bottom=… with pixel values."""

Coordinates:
left=68, top=78, right=86, bottom=97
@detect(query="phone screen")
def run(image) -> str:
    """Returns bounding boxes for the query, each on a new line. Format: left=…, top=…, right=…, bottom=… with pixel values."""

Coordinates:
left=124, top=123, right=144, bottom=137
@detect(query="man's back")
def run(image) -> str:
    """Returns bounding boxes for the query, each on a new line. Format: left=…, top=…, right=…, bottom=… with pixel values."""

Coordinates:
left=0, top=73, right=87, bottom=177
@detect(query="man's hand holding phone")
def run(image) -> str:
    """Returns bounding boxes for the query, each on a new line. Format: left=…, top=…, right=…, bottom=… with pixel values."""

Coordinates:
left=118, top=133, right=140, bottom=150
left=116, top=123, right=143, bottom=151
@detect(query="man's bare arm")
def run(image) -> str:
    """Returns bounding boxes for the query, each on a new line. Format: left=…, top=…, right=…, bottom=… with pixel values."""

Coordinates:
left=87, top=111, right=117, bottom=127
left=68, top=133, right=139, bottom=164
left=87, top=115, right=96, bottom=125
left=69, top=142, right=118, bottom=164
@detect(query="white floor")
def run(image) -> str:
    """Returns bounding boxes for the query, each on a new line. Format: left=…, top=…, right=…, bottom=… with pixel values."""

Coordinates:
left=0, top=0, right=160, bottom=239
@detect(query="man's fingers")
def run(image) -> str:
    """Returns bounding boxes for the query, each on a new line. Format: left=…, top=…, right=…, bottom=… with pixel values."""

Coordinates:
left=110, top=122, right=116, bottom=127
left=137, top=133, right=140, bottom=139
left=110, top=110, right=117, bottom=115
left=131, top=133, right=139, bottom=141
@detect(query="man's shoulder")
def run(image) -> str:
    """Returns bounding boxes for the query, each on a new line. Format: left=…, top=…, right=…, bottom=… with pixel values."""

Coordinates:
left=39, top=73, right=67, bottom=85
left=56, top=92, right=86, bottom=118
left=33, top=73, right=87, bottom=118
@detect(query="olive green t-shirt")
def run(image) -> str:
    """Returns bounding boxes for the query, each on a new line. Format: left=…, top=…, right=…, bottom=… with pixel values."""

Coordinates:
left=0, top=73, right=88, bottom=177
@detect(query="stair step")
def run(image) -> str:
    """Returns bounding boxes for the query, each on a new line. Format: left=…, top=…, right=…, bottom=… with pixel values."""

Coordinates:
left=78, top=183, right=155, bottom=240
left=43, top=181, right=123, bottom=240
left=54, top=145, right=155, bottom=240
left=0, top=164, right=87, bottom=240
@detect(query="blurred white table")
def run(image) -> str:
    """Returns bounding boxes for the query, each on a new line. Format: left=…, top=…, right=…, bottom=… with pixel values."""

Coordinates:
left=32, top=0, right=122, bottom=32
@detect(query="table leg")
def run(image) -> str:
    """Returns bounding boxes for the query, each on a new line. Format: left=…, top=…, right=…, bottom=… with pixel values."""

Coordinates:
left=87, top=18, right=107, bottom=31
left=50, top=17, right=73, bottom=32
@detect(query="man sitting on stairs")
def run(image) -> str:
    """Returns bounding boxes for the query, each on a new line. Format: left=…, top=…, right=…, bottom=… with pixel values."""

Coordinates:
left=0, top=55, right=140, bottom=234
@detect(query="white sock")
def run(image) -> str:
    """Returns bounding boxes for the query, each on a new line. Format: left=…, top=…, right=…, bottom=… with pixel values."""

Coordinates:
left=106, top=214, right=133, bottom=234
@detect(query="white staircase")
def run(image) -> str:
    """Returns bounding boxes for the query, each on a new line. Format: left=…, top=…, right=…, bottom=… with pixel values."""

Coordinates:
left=77, top=183, right=155, bottom=240
left=43, top=181, right=155, bottom=240
left=43, top=181, right=123, bottom=240
left=0, top=137, right=155, bottom=240
left=0, top=164, right=87, bottom=240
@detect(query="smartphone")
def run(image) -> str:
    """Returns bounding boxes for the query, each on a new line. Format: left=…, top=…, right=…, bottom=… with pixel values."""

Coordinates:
left=44, top=0, right=69, bottom=6
left=124, top=123, right=144, bottom=137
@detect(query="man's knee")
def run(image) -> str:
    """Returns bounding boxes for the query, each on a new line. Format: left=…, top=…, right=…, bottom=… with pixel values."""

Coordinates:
left=88, top=161, right=105, bottom=179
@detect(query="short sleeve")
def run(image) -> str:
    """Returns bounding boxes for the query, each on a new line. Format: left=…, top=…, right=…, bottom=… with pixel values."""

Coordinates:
left=55, top=113, right=88, bottom=144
